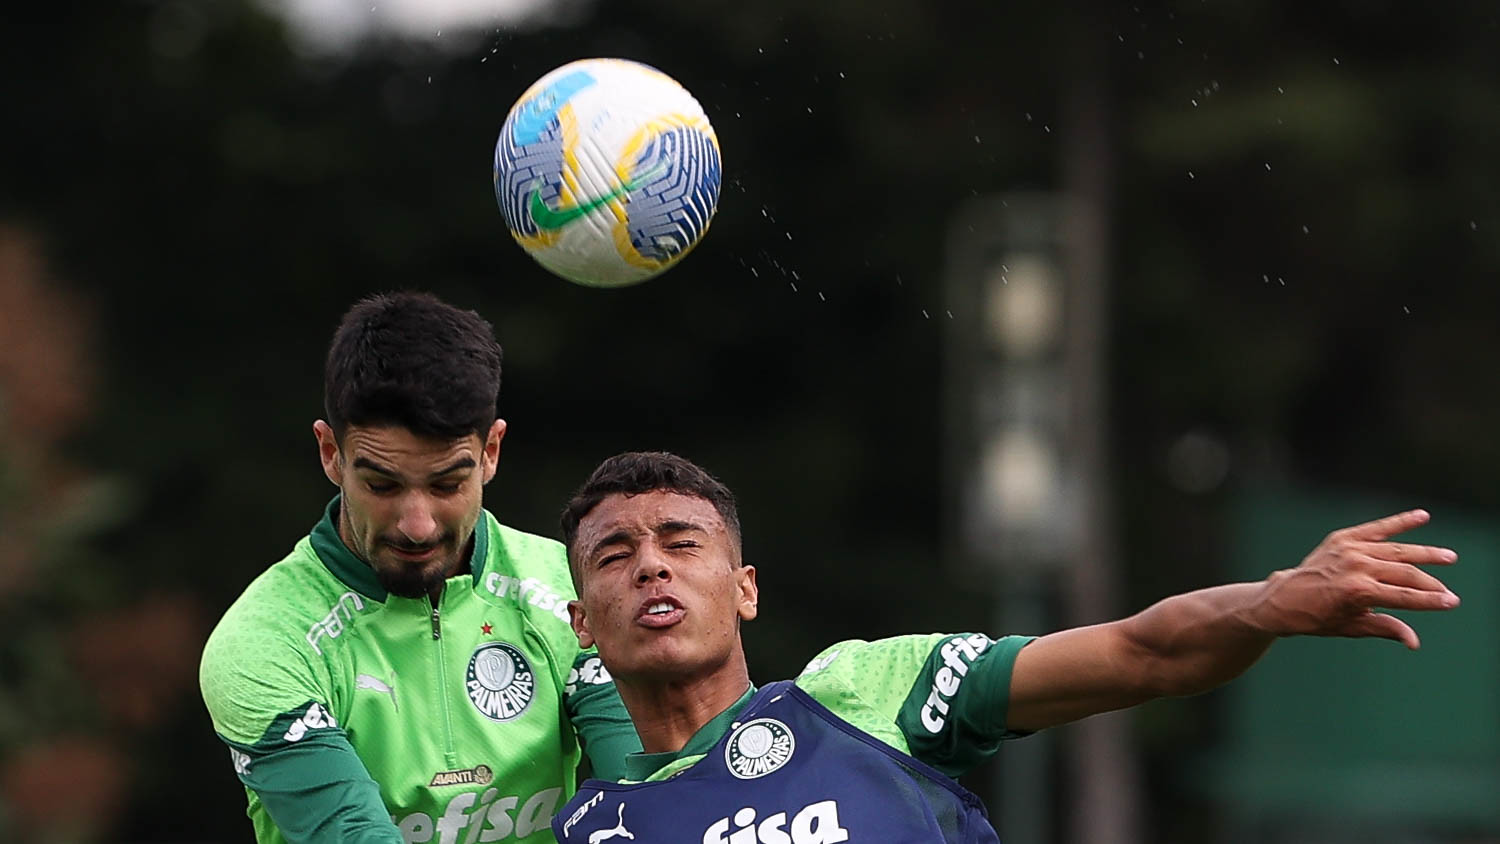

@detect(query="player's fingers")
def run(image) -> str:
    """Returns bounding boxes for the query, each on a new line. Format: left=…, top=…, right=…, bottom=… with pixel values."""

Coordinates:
left=1362, top=581, right=1461, bottom=611
left=1337, top=509, right=1430, bottom=542
left=1340, top=612, right=1421, bottom=650
left=1367, top=560, right=1457, bottom=597
left=1356, top=540, right=1458, bottom=566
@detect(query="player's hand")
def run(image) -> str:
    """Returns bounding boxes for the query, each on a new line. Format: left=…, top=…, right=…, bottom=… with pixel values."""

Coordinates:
left=1253, top=509, right=1460, bottom=649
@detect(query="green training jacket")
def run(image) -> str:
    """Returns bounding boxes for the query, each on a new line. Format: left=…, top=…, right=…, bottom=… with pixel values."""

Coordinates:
left=200, top=498, right=638, bottom=844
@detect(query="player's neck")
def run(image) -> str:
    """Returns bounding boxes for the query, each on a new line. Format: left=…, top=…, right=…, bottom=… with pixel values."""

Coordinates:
left=616, top=654, right=752, bottom=755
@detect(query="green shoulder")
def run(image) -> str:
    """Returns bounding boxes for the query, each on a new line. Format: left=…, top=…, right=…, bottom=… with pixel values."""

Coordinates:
left=794, top=633, right=1034, bottom=778
left=200, top=537, right=371, bottom=745
left=792, top=634, right=951, bottom=754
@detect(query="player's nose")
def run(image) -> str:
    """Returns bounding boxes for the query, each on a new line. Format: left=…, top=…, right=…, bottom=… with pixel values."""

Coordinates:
left=633, top=546, right=673, bottom=585
left=396, top=496, right=439, bottom=543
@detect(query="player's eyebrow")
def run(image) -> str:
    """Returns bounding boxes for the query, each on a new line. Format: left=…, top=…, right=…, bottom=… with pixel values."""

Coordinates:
left=352, top=457, right=398, bottom=477
left=350, top=456, right=476, bottom=480
left=587, top=529, right=635, bottom=561
left=655, top=519, right=707, bottom=536
left=428, top=458, right=476, bottom=479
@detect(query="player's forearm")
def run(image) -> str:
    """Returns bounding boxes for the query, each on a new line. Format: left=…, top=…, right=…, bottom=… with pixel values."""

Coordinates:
left=1117, top=580, right=1279, bottom=698
left=1007, top=583, right=1278, bottom=731
left=227, top=732, right=405, bottom=844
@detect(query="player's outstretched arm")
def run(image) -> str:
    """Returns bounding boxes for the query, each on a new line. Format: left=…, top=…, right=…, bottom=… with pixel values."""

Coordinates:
left=1004, top=508, right=1460, bottom=732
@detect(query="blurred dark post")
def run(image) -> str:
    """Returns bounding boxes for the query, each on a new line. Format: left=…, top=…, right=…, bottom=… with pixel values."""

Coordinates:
left=943, top=37, right=1139, bottom=843
left=1058, top=22, right=1142, bottom=844
left=944, top=193, right=1069, bottom=843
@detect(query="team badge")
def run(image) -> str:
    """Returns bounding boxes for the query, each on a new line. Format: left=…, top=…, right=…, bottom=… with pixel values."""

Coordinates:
left=466, top=642, right=535, bottom=722
left=724, top=718, right=795, bottom=779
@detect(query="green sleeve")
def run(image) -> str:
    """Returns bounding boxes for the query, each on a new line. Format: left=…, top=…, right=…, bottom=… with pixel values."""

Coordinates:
left=564, top=652, right=641, bottom=782
left=894, top=633, right=1034, bottom=776
left=795, top=633, right=1034, bottom=778
left=222, top=703, right=403, bottom=844
left=202, top=585, right=401, bottom=843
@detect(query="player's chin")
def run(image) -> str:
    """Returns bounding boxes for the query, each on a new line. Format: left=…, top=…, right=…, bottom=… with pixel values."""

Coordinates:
left=615, top=641, right=711, bottom=679
left=374, top=556, right=453, bottom=598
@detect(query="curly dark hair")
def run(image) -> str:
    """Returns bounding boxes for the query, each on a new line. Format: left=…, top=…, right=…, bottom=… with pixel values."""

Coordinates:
left=560, top=451, right=742, bottom=562
left=323, top=291, right=503, bottom=441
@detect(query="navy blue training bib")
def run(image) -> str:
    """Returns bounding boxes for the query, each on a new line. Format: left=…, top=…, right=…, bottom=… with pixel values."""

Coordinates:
left=554, top=681, right=1000, bottom=844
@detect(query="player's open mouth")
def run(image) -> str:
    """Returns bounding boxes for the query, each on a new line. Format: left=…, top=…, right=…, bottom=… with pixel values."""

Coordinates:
left=637, top=596, right=684, bottom=628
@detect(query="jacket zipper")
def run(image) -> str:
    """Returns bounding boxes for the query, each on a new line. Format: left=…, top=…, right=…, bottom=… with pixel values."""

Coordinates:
left=429, top=591, right=458, bottom=766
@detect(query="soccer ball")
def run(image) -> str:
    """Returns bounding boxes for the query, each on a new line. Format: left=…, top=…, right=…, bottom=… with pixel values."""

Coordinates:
left=493, top=58, right=722, bottom=288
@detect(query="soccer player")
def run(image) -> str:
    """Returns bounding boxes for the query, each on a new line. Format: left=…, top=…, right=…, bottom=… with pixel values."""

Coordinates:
left=199, top=292, right=640, bottom=844
left=550, top=452, right=1461, bottom=843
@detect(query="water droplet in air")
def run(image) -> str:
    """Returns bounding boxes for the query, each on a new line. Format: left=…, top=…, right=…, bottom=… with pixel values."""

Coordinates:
left=1264, top=163, right=1272, bottom=171
left=1191, top=99, right=1198, bottom=107
left=1188, top=171, right=1195, bottom=179
left=1470, top=221, right=1479, bottom=230
left=922, top=310, right=930, bottom=319
left=819, top=292, right=826, bottom=301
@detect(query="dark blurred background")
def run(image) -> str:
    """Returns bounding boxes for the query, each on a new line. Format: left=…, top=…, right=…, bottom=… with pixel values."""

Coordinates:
left=2, top=0, right=1497, bottom=842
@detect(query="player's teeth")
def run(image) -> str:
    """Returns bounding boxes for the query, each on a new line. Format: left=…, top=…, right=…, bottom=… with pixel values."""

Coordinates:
left=648, top=603, right=672, bottom=614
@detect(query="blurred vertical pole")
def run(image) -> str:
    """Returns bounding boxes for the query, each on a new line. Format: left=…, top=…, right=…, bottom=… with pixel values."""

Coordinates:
left=1060, top=3, right=1142, bottom=843
left=943, top=195, right=1070, bottom=844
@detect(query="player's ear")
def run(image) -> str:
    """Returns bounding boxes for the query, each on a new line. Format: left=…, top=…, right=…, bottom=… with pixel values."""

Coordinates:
left=313, top=420, right=342, bottom=487
left=568, top=600, right=595, bottom=649
left=481, top=419, right=507, bottom=484
left=736, top=565, right=758, bottom=622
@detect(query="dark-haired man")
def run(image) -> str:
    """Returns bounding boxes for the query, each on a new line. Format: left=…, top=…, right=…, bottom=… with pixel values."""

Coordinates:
left=551, top=451, right=1461, bottom=843
left=200, top=292, right=639, bottom=844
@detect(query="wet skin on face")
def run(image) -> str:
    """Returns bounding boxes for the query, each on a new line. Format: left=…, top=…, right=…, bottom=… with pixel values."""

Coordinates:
left=569, top=490, right=757, bottom=683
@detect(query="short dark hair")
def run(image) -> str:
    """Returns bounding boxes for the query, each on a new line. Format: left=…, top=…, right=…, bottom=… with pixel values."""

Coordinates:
left=561, top=452, right=742, bottom=562
left=323, top=291, right=503, bottom=441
